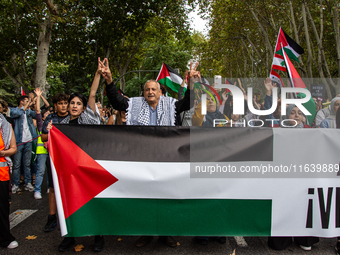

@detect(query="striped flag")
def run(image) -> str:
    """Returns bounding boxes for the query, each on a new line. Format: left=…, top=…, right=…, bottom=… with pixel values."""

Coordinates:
left=50, top=125, right=340, bottom=237
left=156, top=63, right=184, bottom=93
left=282, top=45, right=316, bottom=125
left=270, top=28, right=304, bottom=87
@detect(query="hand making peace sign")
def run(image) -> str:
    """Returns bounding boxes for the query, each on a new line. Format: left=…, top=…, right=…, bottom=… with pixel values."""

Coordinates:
left=188, top=61, right=200, bottom=89
left=98, top=57, right=113, bottom=84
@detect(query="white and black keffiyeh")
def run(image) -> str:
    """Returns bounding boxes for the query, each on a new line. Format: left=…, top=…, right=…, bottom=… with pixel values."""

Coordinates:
left=126, top=96, right=177, bottom=126
left=61, top=104, right=101, bottom=125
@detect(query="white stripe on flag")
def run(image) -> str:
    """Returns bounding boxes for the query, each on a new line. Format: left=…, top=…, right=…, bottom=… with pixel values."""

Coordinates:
left=95, top=161, right=284, bottom=200
left=169, top=72, right=183, bottom=85
left=50, top=159, right=68, bottom=236
left=286, top=45, right=300, bottom=58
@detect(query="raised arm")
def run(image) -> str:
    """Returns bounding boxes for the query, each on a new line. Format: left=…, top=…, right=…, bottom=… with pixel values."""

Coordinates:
left=178, top=70, right=189, bottom=100
left=188, top=62, right=200, bottom=90
left=175, top=63, right=198, bottom=113
left=24, top=97, right=32, bottom=112
left=34, top=88, right=42, bottom=114
left=41, top=94, right=50, bottom=108
left=102, top=58, right=129, bottom=111
left=88, top=57, right=103, bottom=113
left=34, top=87, right=44, bottom=132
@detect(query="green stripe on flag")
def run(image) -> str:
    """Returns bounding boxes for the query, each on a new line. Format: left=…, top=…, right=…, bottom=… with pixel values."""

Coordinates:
left=276, top=48, right=300, bottom=63
left=158, top=77, right=185, bottom=94
left=65, top=198, right=272, bottom=237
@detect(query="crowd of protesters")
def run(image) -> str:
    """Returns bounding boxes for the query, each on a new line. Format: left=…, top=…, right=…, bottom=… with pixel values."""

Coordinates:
left=0, top=58, right=339, bottom=252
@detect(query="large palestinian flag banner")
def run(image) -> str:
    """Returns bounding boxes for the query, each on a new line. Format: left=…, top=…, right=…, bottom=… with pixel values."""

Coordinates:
left=49, top=125, right=340, bottom=237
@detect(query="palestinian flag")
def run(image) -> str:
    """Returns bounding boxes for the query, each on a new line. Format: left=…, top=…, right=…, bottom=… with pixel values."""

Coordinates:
left=282, top=45, right=316, bottom=125
left=270, top=28, right=304, bottom=87
left=50, top=125, right=340, bottom=237
left=21, top=86, right=25, bottom=96
left=156, top=63, right=184, bottom=93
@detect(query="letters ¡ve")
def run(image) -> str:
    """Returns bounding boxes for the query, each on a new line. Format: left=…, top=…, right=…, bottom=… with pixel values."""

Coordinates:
left=306, top=187, right=340, bottom=229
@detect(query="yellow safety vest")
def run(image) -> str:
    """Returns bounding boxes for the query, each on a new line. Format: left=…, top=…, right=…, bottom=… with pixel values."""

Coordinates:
left=36, top=131, right=48, bottom=154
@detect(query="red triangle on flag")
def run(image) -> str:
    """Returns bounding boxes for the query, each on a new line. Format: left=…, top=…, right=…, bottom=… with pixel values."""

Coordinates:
left=49, top=126, right=118, bottom=219
left=156, top=63, right=170, bottom=81
left=274, top=28, right=288, bottom=52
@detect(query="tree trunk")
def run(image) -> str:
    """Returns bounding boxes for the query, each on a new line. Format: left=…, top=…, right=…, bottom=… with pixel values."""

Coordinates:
left=302, top=2, right=313, bottom=80
left=35, top=18, right=52, bottom=96
left=118, top=67, right=127, bottom=91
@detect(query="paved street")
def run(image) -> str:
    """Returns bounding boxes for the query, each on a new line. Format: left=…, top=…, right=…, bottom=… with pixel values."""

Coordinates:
left=1, top=181, right=339, bottom=255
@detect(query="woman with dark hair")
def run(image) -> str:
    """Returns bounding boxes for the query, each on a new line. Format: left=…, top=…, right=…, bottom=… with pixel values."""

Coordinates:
left=52, top=58, right=103, bottom=252
left=60, top=91, right=100, bottom=125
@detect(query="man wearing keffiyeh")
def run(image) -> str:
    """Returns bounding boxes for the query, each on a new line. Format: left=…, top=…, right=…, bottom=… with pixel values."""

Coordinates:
left=102, top=59, right=197, bottom=126
left=102, top=59, right=197, bottom=247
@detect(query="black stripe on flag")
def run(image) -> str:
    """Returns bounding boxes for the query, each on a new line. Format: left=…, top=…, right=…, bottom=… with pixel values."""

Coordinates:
left=55, top=125, right=273, bottom=162
left=283, top=29, right=304, bottom=55
left=54, top=125, right=190, bottom=162
left=190, top=127, right=273, bottom=162
left=165, top=63, right=182, bottom=78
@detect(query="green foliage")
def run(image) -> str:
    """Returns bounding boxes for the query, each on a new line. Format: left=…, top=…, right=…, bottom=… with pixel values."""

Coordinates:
left=46, top=62, right=69, bottom=97
left=0, top=77, right=18, bottom=106
left=125, top=77, right=143, bottom=97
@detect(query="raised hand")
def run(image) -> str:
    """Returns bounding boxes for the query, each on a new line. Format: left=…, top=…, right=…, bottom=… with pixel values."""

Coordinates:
left=222, top=91, right=228, bottom=103
left=189, top=61, right=200, bottom=78
left=237, top=78, right=246, bottom=94
left=188, top=62, right=200, bottom=89
left=28, top=97, right=33, bottom=106
left=264, top=77, right=273, bottom=96
left=97, top=57, right=103, bottom=75
left=99, top=58, right=112, bottom=84
left=34, top=87, right=43, bottom=97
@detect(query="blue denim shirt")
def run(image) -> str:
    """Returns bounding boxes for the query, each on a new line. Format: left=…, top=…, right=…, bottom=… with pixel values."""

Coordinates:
left=10, top=107, right=37, bottom=144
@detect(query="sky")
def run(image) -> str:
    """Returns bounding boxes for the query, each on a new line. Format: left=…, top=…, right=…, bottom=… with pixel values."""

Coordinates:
left=188, top=6, right=209, bottom=36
